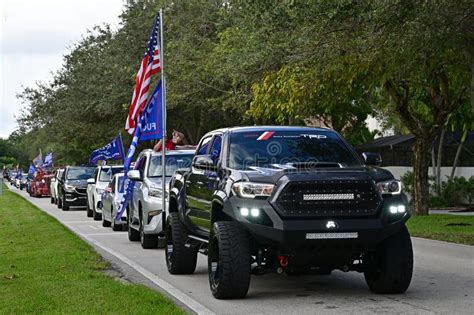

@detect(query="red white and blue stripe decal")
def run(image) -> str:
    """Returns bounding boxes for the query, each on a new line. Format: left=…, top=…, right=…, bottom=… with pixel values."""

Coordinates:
left=256, top=131, right=275, bottom=141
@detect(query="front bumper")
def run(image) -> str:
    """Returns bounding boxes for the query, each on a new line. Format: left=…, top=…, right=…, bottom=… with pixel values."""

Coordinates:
left=222, top=194, right=410, bottom=252
left=65, top=191, right=88, bottom=207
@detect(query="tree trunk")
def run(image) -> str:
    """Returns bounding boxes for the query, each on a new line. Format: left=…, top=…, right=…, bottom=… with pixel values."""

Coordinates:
left=450, top=126, right=468, bottom=180
left=436, top=127, right=446, bottom=194
left=412, top=139, right=431, bottom=216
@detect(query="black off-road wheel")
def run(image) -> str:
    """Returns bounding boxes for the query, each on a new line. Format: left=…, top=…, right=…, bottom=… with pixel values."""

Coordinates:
left=165, top=213, right=197, bottom=274
left=127, top=208, right=140, bottom=241
left=208, top=221, right=251, bottom=299
left=364, top=225, right=413, bottom=294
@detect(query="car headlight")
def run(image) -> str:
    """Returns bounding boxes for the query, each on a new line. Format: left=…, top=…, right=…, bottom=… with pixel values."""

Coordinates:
left=65, top=184, right=75, bottom=191
left=232, top=182, right=274, bottom=199
left=376, top=180, right=402, bottom=195
left=148, top=187, right=168, bottom=198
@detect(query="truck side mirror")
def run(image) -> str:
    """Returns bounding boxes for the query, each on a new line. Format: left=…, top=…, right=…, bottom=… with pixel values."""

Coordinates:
left=193, top=155, right=216, bottom=170
left=87, top=178, right=95, bottom=185
left=128, top=170, right=142, bottom=181
left=362, top=152, right=382, bottom=166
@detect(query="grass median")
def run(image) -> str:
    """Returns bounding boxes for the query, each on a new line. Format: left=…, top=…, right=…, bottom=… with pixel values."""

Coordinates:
left=0, top=184, right=186, bottom=314
left=407, top=214, right=474, bottom=246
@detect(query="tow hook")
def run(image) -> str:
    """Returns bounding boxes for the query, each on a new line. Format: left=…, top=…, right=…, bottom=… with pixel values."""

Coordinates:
left=278, top=255, right=289, bottom=268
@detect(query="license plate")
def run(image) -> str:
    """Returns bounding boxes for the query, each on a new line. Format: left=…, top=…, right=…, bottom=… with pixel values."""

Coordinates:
left=306, top=232, right=358, bottom=240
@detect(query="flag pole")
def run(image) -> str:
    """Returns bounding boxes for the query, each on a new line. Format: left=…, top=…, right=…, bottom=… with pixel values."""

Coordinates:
left=160, top=8, right=167, bottom=217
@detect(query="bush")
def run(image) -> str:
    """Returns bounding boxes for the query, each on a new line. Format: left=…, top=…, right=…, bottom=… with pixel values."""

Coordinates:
left=400, top=171, right=474, bottom=208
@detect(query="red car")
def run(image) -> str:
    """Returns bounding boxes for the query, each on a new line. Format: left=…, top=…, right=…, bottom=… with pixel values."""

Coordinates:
left=29, top=171, right=54, bottom=197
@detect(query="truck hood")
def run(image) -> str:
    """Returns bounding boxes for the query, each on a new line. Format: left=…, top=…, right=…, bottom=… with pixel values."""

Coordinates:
left=65, top=179, right=88, bottom=188
left=237, top=165, right=394, bottom=184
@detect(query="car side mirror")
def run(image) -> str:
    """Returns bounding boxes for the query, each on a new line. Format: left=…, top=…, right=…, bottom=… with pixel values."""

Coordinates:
left=87, top=178, right=95, bottom=184
left=193, top=155, right=216, bottom=170
left=128, top=170, right=142, bottom=181
left=362, top=152, right=382, bottom=166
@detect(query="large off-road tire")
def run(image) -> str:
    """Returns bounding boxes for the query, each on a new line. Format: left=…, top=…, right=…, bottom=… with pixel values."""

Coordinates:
left=364, top=226, right=413, bottom=294
left=127, top=208, right=140, bottom=241
left=165, top=213, right=197, bottom=274
left=62, top=196, right=69, bottom=210
left=208, top=221, right=251, bottom=299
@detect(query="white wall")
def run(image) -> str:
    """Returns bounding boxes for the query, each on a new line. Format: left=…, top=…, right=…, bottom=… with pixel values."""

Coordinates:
left=384, top=166, right=474, bottom=181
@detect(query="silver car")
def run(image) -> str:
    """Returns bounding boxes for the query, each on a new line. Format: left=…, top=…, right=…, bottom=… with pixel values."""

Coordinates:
left=86, top=165, right=124, bottom=220
left=100, top=173, right=127, bottom=231
left=127, top=149, right=194, bottom=249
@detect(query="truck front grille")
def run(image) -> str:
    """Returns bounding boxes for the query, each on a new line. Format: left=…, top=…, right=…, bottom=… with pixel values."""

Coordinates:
left=75, top=187, right=87, bottom=195
left=274, top=179, right=382, bottom=218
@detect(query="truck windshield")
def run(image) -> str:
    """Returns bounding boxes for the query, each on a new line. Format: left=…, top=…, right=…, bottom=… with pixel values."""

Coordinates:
left=67, top=167, right=96, bottom=180
left=228, top=130, right=360, bottom=170
left=148, top=154, right=193, bottom=177
left=98, top=167, right=124, bottom=182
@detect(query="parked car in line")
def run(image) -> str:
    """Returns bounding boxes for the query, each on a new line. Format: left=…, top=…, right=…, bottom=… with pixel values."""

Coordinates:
left=50, top=168, right=64, bottom=204
left=100, top=173, right=127, bottom=231
left=127, top=149, right=194, bottom=249
left=86, top=165, right=124, bottom=220
left=166, top=126, right=412, bottom=299
left=57, top=166, right=95, bottom=210
left=17, top=174, right=28, bottom=190
left=9, top=171, right=17, bottom=185
left=29, top=170, right=54, bottom=197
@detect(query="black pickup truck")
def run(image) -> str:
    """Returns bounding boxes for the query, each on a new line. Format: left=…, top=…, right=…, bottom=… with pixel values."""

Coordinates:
left=166, top=126, right=412, bottom=299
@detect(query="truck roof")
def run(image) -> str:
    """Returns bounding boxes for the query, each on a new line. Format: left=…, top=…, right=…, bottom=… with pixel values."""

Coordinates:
left=207, top=125, right=332, bottom=135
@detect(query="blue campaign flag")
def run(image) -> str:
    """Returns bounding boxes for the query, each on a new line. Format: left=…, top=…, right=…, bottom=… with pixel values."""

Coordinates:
left=139, top=81, right=163, bottom=142
left=32, top=153, right=43, bottom=167
left=42, top=152, right=54, bottom=168
left=89, top=134, right=125, bottom=164
left=28, top=164, right=36, bottom=176
left=115, top=81, right=164, bottom=222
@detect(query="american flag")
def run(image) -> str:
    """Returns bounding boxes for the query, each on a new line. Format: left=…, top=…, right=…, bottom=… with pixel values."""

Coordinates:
left=125, top=16, right=161, bottom=134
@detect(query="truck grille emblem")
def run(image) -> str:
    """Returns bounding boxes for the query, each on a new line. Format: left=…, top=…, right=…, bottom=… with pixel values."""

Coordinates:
left=326, top=221, right=338, bottom=229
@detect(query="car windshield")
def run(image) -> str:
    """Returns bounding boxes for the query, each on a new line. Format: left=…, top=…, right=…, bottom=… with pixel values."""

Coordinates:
left=228, top=130, right=360, bottom=170
left=67, top=167, right=96, bottom=180
left=98, top=167, right=124, bottom=182
left=148, top=154, right=194, bottom=177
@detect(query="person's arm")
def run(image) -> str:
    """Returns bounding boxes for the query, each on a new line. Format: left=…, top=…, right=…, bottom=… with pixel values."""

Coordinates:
left=153, top=140, right=163, bottom=152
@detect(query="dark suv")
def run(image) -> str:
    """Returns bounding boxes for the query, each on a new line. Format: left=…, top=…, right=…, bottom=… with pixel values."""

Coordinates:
left=166, top=126, right=412, bottom=299
left=57, top=166, right=96, bottom=210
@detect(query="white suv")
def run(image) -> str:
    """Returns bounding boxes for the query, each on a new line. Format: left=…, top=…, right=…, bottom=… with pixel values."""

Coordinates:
left=50, top=168, right=64, bottom=204
left=127, top=149, right=194, bottom=249
left=86, top=165, right=124, bottom=220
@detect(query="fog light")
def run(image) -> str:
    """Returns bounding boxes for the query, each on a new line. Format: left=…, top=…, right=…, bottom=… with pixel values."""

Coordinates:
left=250, top=208, right=260, bottom=217
left=397, top=205, right=406, bottom=213
left=389, top=206, right=398, bottom=214
left=240, top=207, right=249, bottom=216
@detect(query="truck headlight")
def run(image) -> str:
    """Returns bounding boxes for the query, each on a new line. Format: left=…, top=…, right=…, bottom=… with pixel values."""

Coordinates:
left=232, top=182, right=274, bottom=199
left=376, top=180, right=401, bottom=195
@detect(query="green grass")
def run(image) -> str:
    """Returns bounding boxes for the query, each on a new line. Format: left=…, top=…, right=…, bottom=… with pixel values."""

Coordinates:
left=0, top=184, right=186, bottom=314
left=407, top=214, right=474, bottom=246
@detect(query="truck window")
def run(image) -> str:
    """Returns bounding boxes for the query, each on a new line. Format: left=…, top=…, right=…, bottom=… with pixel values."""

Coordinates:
left=197, top=136, right=212, bottom=155
left=209, top=135, right=222, bottom=163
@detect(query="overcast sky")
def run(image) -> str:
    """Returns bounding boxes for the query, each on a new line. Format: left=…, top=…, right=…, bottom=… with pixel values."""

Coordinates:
left=0, top=0, right=125, bottom=138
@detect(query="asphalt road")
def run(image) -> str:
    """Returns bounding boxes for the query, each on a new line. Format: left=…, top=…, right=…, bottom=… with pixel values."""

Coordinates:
left=8, top=186, right=474, bottom=315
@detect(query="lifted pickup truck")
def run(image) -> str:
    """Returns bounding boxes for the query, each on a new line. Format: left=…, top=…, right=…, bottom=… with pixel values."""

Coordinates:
left=166, top=126, right=413, bottom=299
